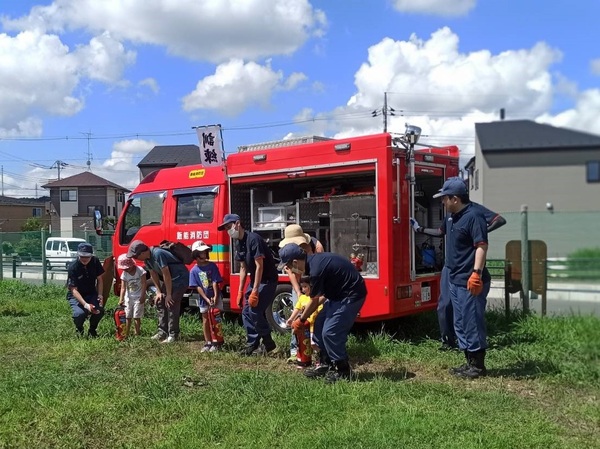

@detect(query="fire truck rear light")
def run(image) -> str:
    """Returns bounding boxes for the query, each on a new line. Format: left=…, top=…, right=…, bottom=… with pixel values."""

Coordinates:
left=334, top=143, right=351, bottom=151
left=253, top=154, right=267, bottom=162
left=396, top=285, right=412, bottom=299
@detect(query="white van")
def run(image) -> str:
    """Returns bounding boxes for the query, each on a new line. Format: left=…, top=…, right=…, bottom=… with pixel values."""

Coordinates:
left=45, top=237, right=86, bottom=270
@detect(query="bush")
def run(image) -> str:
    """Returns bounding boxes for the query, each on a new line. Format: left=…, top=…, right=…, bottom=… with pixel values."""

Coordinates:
left=2, top=241, right=14, bottom=255
left=15, top=232, right=43, bottom=259
left=566, top=247, right=600, bottom=272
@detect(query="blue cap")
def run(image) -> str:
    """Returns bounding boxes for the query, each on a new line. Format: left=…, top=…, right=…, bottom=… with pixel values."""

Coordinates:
left=77, top=242, right=93, bottom=257
left=432, top=177, right=468, bottom=198
left=217, top=213, right=241, bottom=231
left=277, top=243, right=306, bottom=271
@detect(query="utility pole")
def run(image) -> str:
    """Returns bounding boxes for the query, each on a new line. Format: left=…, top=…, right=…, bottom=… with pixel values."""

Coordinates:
left=372, top=92, right=396, bottom=133
left=81, top=131, right=93, bottom=171
left=50, top=160, right=68, bottom=180
left=1, top=165, right=3, bottom=196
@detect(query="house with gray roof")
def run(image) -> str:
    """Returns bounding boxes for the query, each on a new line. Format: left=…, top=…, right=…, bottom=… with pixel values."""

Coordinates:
left=137, top=144, right=202, bottom=180
left=466, top=119, right=600, bottom=257
left=468, top=119, right=600, bottom=212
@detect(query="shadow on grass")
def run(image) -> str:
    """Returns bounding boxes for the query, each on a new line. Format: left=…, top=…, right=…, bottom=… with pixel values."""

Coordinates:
left=354, top=369, right=416, bottom=382
left=352, top=308, right=537, bottom=349
left=488, top=360, right=561, bottom=379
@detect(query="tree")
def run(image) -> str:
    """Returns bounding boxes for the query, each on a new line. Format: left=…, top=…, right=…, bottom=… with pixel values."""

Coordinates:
left=21, top=217, right=48, bottom=232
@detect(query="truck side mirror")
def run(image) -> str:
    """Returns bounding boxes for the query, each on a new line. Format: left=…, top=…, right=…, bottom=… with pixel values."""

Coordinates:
left=94, top=210, right=103, bottom=235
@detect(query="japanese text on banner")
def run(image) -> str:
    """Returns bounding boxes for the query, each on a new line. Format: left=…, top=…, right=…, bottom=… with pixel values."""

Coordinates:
left=195, top=125, right=224, bottom=167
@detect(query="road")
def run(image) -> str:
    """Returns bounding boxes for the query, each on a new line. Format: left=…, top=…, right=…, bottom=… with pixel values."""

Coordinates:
left=2, top=263, right=599, bottom=315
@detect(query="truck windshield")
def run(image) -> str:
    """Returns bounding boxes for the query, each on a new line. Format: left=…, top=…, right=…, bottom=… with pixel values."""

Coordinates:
left=175, top=192, right=216, bottom=224
left=119, top=191, right=165, bottom=245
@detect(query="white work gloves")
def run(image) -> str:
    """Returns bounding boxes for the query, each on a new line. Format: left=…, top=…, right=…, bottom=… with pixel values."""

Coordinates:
left=409, top=218, right=422, bottom=232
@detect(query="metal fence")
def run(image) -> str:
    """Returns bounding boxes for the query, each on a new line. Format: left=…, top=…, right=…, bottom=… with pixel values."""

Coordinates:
left=486, top=210, right=600, bottom=260
left=0, top=230, right=114, bottom=264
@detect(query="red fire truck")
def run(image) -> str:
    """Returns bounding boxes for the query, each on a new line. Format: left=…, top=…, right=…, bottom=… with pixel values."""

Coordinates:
left=98, top=132, right=459, bottom=332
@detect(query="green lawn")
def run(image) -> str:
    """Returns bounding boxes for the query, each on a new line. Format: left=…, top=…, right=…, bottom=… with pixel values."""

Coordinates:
left=0, top=280, right=598, bottom=449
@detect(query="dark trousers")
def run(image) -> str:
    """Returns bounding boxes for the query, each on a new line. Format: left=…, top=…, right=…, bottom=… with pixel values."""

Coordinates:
left=449, top=281, right=490, bottom=352
left=156, top=284, right=187, bottom=337
left=437, top=266, right=457, bottom=345
left=312, top=296, right=365, bottom=362
left=241, top=281, right=277, bottom=348
left=69, top=293, right=104, bottom=333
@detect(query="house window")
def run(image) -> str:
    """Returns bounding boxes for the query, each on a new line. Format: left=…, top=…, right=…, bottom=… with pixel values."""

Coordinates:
left=32, top=208, right=42, bottom=217
left=117, top=192, right=124, bottom=202
left=586, top=161, right=600, bottom=183
left=474, top=169, right=479, bottom=190
left=61, top=189, right=77, bottom=201
left=87, top=205, right=103, bottom=216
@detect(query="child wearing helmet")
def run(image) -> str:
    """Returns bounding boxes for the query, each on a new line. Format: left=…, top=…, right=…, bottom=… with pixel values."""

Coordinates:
left=117, top=253, right=147, bottom=337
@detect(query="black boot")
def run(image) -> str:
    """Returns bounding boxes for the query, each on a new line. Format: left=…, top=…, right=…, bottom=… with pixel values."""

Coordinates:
left=456, top=350, right=487, bottom=379
left=325, top=360, right=352, bottom=384
left=304, top=352, right=332, bottom=378
left=261, top=334, right=277, bottom=353
left=239, top=343, right=260, bottom=356
left=449, top=350, right=470, bottom=375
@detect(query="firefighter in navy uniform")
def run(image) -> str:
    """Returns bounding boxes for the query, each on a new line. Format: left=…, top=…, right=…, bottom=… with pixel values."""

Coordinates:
left=66, top=242, right=105, bottom=337
left=432, top=178, right=491, bottom=379
left=410, top=178, right=506, bottom=351
left=279, top=243, right=367, bottom=383
left=218, top=213, right=279, bottom=356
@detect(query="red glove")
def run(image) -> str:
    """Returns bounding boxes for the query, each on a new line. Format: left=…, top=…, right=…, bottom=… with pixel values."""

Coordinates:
left=467, top=271, right=483, bottom=296
left=236, top=291, right=243, bottom=308
left=248, top=291, right=259, bottom=308
left=291, top=319, right=307, bottom=333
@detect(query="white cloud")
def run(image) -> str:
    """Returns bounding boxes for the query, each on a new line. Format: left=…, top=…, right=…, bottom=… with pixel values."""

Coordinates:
left=0, top=30, right=82, bottom=134
left=392, top=0, right=477, bottom=17
left=537, top=89, right=600, bottom=135
left=0, top=29, right=135, bottom=135
left=290, top=27, right=566, bottom=168
left=182, top=59, right=306, bottom=116
left=139, top=78, right=159, bottom=94
left=591, top=58, right=600, bottom=76
left=2, top=0, right=327, bottom=63
left=102, top=138, right=155, bottom=173
left=73, top=31, right=136, bottom=84
left=283, top=72, right=308, bottom=90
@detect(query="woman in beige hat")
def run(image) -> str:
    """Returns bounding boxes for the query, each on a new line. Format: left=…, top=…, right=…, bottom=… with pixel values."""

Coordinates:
left=279, top=224, right=324, bottom=254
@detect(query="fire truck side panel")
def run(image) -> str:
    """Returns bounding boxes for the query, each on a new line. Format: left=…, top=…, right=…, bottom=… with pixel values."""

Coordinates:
left=225, top=133, right=446, bottom=321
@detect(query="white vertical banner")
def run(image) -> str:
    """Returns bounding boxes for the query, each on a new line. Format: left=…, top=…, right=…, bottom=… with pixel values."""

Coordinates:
left=195, top=124, right=225, bottom=167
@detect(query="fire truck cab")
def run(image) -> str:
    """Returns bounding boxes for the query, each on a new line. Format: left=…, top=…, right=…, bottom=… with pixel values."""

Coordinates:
left=105, top=132, right=459, bottom=332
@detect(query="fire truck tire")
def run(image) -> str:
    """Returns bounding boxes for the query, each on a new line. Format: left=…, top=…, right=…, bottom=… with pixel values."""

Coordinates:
left=266, top=284, right=294, bottom=334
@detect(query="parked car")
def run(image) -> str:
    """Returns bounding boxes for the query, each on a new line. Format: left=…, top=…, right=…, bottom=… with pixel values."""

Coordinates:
left=45, top=237, right=86, bottom=270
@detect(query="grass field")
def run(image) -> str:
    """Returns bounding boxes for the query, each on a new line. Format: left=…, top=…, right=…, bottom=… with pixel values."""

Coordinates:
left=0, top=280, right=598, bottom=449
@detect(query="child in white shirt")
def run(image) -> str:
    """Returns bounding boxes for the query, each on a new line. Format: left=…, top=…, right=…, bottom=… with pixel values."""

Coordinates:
left=118, top=253, right=147, bottom=337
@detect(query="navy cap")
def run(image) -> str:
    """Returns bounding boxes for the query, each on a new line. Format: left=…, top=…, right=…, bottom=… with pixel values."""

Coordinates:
left=77, top=242, right=93, bottom=257
left=432, top=177, right=468, bottom=198
left=217, top=213, right=241, bottom=231
left=277, top=243, right=306, bottom=271
left=126, top=240, right=149, bottom=258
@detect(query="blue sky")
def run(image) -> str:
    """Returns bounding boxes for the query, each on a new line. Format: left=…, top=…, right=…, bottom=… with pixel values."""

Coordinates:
left=0, top=0, right=599, bottom=197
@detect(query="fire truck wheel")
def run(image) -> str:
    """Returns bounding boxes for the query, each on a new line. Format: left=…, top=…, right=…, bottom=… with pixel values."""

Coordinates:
left=267, top=284, right=294, bottom=334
